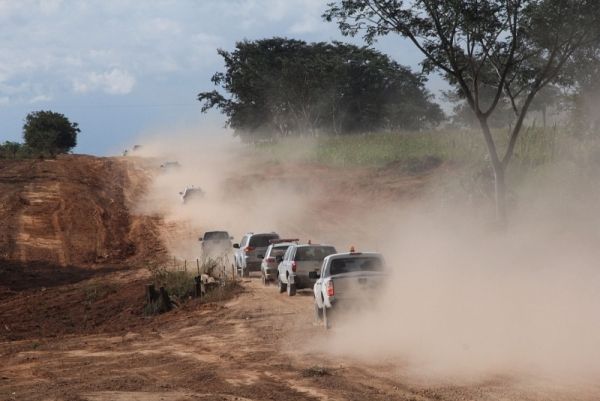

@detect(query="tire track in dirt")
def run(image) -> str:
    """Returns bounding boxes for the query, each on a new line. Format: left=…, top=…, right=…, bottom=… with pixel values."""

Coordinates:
left=16, top=181, right=66, bottom=266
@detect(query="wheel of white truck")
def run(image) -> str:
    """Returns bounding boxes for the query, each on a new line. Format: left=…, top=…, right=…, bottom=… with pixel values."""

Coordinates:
left=323, top=306, right=332, bottom=330
left=261, top=273, right=268, bottom=286
left=314, top=301, right=323, bottom=323
left=278, top=278, right=286, bottom=293
left=287, top=281, right=296, bottom=297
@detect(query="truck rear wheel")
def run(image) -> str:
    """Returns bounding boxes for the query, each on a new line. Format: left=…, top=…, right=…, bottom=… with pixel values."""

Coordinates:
left=287, top=282, right=296, bottom=297
left=278, top=278, right=286, bottom=293
left=314, top=301, right=323, bottom=322
left=323, top=306, right=333, bottom=329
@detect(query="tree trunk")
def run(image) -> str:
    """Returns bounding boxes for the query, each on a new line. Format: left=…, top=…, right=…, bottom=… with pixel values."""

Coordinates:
left=477, top=115, right=508, bottom=227
left=492, top=163, right=507, bottom=228
left=542, top=106, right=547, bottom=129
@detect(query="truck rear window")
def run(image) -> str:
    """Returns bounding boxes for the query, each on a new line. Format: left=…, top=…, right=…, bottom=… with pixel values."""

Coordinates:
left=249, top=234, right=279, bottom=247
left=269, top=245, right=289, bottom=257
left=203, top=231, right=230, bottom=240
left=295, top=246, right=337, bottom=261
left=330, top=257, right=383, bottom=275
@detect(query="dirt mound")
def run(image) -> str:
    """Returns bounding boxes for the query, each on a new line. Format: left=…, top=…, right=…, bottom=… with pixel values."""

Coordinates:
left=0, top=155, right=165, bottom=266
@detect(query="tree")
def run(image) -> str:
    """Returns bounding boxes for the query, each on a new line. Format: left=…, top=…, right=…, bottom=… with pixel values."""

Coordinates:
left=0, top=141, right=22, bottom=159
left=198, top=38, right=444, bottom=141
left=23, top=110, right=80, bottom=155
left=324, top=0, right=600, bottom=224
left=567, top=48, right=600, bottom=134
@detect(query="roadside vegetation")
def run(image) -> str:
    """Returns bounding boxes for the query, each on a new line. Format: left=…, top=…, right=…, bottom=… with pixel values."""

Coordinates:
left=253, top=127, right=564, bottom=169
left=145, top=258, right=241, bottom=315
left=0, top=110, right=79, bottom=159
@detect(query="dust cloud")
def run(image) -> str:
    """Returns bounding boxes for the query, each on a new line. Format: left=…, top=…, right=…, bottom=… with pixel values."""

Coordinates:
left=133, top=128, right=600, bottom=386
left=321, top=161, right=600, bottom=387
left=131, top=130, right=322, bottom=260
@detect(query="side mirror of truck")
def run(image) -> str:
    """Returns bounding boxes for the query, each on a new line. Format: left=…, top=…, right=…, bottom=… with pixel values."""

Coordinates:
left=198, top=237, right=203, bottom=241
left=308, top=271, right=319, bottom=279
left=233, top=243, right=240, bottom=249
left=257, top=254, right=264, bottom=259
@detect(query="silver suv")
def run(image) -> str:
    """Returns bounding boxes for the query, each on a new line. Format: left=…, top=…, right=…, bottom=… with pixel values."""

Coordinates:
left=260, top=239, right=298, bottom=285
left=277, top=243, right=337, bottom=296
left=233, top=232, right=280, bottom=277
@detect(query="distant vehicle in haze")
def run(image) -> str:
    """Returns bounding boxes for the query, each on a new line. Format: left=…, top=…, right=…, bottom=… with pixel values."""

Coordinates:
left=313, top=250, right=386, bottom=329
left=260, top=239, right=299, bottom=285
left=160, top=161, right=181, bottom=170
left=199, top=230, right=234, bottom=256
left=179, top=186, right=204, bottom=204
left=233, top=232, right=280, bottom=278
left=277, top=243, right=337, bottom=296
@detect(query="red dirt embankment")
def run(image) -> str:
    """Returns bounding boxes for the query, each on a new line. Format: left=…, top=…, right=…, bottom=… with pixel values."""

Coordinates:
left=0, top=155, right=165, bottom=340
left=0, top=155, right=163, bottom=266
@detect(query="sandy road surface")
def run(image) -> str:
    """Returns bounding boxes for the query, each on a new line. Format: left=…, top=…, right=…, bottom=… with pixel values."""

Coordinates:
left=2, top=276, right=597, bottom=401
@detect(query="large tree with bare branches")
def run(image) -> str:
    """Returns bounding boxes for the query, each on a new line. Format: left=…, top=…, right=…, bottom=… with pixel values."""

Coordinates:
left=325, top=0, right=600, bottom=223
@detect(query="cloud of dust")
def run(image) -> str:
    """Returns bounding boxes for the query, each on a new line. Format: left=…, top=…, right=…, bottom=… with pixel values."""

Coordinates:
left=132, top=129, right=324, bottom=261
left=132, top=127, right=600, bottom=387
left=317, top=159, right=600, bottom=387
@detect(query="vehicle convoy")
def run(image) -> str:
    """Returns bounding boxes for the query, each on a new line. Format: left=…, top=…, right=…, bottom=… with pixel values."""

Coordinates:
left=313, top=251, right=386, bottom=329
left=277, top=243, right=337, bottom=296
left=260, top=239, right=299, bottom=285
left=233, top=232, right=280, bottom=277
left=199, top=230, right=234, bottom=258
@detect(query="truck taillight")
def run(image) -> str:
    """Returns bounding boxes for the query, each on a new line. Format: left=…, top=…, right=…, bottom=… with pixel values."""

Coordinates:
left=291, top=261, right=297, bottom=272
left=326, top=280, right=334, bottom=297
left=265, top=257, right=275, bottom=263
left=244, top=246, right=254, bottom=252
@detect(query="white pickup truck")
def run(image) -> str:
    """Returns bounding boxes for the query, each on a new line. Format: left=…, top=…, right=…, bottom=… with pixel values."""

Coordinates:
left=311, top=251, right=386, bottom=329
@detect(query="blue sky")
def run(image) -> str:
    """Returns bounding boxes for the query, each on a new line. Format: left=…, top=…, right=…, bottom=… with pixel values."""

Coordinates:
left=0, top=0, right=446, bottom=155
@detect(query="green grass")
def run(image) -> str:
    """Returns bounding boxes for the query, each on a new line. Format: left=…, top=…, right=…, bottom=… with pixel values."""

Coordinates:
left=251, top=127, right=585, bottom=173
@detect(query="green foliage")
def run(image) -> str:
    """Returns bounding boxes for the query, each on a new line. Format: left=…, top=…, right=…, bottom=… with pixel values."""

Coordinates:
left=324, top=0, right=600, bottom=221
left=0, top=141, right=41, bottom=159
left=199, top=38, right=444, bottom=141
left=23, top=110, right=80, bottom=155
left=253, top=128, right=562, bottom=169
left=148, top=263, right=196, bottom=302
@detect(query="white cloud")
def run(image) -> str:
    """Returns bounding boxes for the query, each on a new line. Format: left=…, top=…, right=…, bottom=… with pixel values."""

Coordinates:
left=29, top=94, right=52, bottom=103
left=73, top=68, right=136, bottom=95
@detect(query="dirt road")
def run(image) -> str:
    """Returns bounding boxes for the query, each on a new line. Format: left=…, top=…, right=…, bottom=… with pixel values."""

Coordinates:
left=1, top=276, right=596, bottom=401
left=2, top=155, right=599, bottom=400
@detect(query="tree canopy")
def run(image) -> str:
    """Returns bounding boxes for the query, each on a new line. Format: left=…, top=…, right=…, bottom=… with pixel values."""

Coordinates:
left=324, top=0, right=600, bottom=222
left=23, top=110, right=80, bottom=155
left=198, top=38, right=444, bottom=141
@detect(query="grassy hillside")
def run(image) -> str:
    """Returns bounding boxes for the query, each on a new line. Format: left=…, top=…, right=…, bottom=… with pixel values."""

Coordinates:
left=252, top=127, right=563, bottom=170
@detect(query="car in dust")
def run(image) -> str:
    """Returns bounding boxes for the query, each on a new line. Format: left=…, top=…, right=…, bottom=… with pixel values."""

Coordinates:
left=179, top=186, right=204, bottom=204
left=312, top=250, right=386, bottom=329
left=277, top=243, right=337, bottom=296
left=233, top=232, right=280, bottom=277
left=260, top=239, right=298, bottom=285
left=199, top=230, right=234, bottom=258
left=160, top=161, right=181, bottom=170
